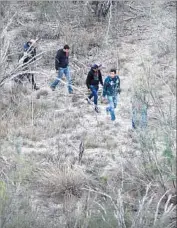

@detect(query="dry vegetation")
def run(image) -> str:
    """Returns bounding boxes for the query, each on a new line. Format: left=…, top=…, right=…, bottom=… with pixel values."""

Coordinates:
left=0, top=1, right=176, bottom=228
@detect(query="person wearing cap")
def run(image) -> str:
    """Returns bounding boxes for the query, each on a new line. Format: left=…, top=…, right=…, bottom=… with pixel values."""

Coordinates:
left=50, top=44, right=73, bottom=94
left=86, top=64, right=103, bottom=113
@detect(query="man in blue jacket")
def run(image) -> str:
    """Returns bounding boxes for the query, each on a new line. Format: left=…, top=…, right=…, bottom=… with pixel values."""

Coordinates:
left=50, top=44, right=73, bottom=94
left=102, top=69, right=121, bottom=121
left=18, top=38, right=39, bottom=90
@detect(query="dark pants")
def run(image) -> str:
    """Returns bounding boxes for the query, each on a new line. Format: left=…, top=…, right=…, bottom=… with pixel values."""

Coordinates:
left=15, top=73, right=37, bottom=89
left=89, top=85, right=99, bottom=105
left=29, top=74, right=37, bottom=89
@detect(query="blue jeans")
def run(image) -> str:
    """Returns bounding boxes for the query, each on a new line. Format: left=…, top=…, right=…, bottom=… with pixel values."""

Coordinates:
left=89, top=85, right=98, bottom=105
left=106, top=95, right=118, bottom=121
left=51, top=67, right=73, bottom=93
left=132, top=109, right=147, bottom=129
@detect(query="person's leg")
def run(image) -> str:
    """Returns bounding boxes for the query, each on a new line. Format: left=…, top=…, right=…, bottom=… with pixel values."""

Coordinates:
left=93, top=86, right=98, bottom=106
left=88, top=92, right=94, bottom=100
left=89, top=85, right=98, bottom=104
left=14, top=75, right=23, bottom=84
left=88, top=86, right=94, bottom=100
left=51, top=68, right=64, bottom=89
left=31, top=74, right=35, bottom=89
left=141, top=108, right=147, bottom=128
left=107, top=96, right=115, bottom=121
left=89, top=85, right=99, bottom=112
left=31, top=74, right=39, bottom=90
left=26, top=73, right=31, bottom=83
left=132, top=109, right=137, bottom=129
left=94, top=86, right=99, bottom=112
left=113, top=95, right=118, bottom=109
left=64, top=67, right=73, bottom=93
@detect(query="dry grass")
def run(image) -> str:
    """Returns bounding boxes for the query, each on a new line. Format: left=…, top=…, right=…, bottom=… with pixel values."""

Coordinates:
left=36, top=163, right=88, bottom=201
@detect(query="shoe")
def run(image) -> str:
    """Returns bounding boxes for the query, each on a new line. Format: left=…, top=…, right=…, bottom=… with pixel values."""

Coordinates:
left=95, top=106, right=99, bottom=113
left=86, top=98, right=92, bottom=104
left=50, top=86, right=55, bottom=91
left=34, top=85, right=40, bottom=90
left=32, top=83, right=40, bottom=90
left=69, top=90, right=73, bottom=94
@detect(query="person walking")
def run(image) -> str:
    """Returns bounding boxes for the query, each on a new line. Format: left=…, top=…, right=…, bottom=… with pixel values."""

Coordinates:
left=102, top=68, right=121, bottom=121
left=50, top=44, right=73, bottom=94
left=86, top=64, right=103, bottom=113
left=18, top=38, right=39, bottom=90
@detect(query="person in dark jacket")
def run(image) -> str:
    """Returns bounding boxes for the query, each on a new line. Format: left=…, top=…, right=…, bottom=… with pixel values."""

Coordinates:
left=86, top=64, right=103, bottom=113
left=18, top=38, right=39, bottom=90
left=102, top=68, right=121, bottom=121
left=50, top=44, right=73, bottom=94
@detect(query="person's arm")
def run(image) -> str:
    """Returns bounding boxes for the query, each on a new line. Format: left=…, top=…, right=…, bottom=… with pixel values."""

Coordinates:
left=102, top=78, right=108, bottom=97
left=117, top=76, right=121, bottom=94
left=55, top=50, right=61, bottom=71
left=99, top=71, right=103, bottom=86
left=86, top=72, right=92, bottom=89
